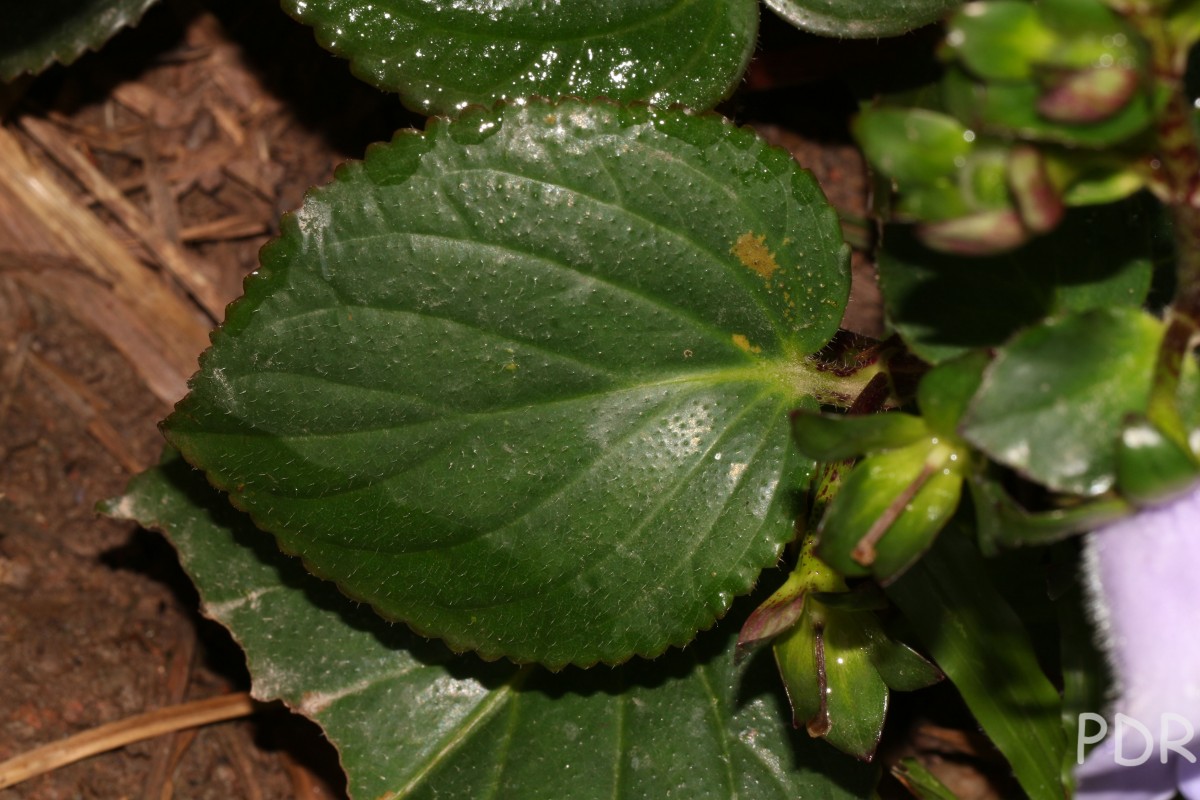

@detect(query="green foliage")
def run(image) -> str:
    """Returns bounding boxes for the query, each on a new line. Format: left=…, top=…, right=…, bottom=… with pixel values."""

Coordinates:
left=878, top=199, right=1154, bottom=363
left=163, top=100, right=850, bottom=668
left=886, top=526, right=1068, bottom=800
left=32, top=0, right=1200, bottom=796
left=941, top=0, right=1152, bottom=145
left=105, top=451, right=879, bottom=800
left=891, top=758, right=961, bottom=800
left=763, top=0, right=963, bottom=38
left=281, top=0, right=758, bottom=114
left=962, top=307, right=1163, bottom=496
left=791, top=411, right=929, bottom=461
left=0, top=0, right=159, bottom=80
left=774, top=597, right=941, bottom=759
left=816, top=437, right=964, bottom=580
left=1115, top=414, right=1200, bottom=504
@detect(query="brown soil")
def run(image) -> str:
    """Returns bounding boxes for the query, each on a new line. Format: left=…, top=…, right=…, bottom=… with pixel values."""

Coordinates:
left=0, top=3, right=986, bottom=798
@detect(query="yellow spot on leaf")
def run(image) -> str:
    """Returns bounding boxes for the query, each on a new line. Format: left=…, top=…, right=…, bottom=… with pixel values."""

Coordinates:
left=731, top=232, right=780, bottom=281
left=731, top=334, right=761, bottom=354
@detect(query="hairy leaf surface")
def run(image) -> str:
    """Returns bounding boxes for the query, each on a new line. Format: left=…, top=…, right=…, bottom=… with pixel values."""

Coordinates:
left=164, top=100, right=850, bottom=667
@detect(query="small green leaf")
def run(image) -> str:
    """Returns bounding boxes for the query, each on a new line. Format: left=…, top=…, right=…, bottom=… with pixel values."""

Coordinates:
left=941, top=65, right=1154, bottom=148
left=891, top=758, right=961, bottom=800
left=968, top=474, right=1129, bottom=551
left=917, top=351, right=989, bottom=439
left=1115, top=414, right=1200, bottom=505
left=879, top=198, right=1154, bottom=363
left=738, top=568, right=811, bottom=652
left=164, top=100, right=850, bottom=668
left=868, top=631, right=943, bottom=692
left=894, top=181, right=974, bottom=222
left=282, top=0, right=758, bottom=114
left=1053, top=152, right=1146, bottom=206
left=939, top=0, right=1151, bottom=146
left=1038, top=0, right=1141, bottom=66
left=818, top=612, right=890, bottom=759
left=105, top=451, right=878, bottom=800
left=740, top=532, right=853, bottom=651
left=854, top=108, right=973, bottom=185
left=817, top=438, right=964, bottom=581
left=774, top=605, right=888, bottom=761
left=1169, top=0, right=1200, bottom=50
left=886, top=525, right=1067, bottom=800
left=791, top=410, right=930, bottom=461
left=764, top=0, right=962, bottom=38
left=945, top=1, right=1057, bottom=81
left=772, top=596, right=936, bottom=762
left=962, top=307, right=1162, bottom=496
left=0, top=0, right=159, bottom=80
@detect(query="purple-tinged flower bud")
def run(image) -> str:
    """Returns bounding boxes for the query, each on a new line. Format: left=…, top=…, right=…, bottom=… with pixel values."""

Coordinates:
left=1037, top=67, right=1139, bottom=125
left=1008, top=145, right=1064, bottom=234
left=916, top=209, right=1028, bottom=255
left=1076, top=481, right=1200, bottom=799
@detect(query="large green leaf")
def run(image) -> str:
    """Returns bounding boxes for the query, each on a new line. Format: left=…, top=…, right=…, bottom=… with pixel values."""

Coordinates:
left=104, top=452, right=878, bottom=800
left=764, top=0, right=961, bottom=38
left=878, top=198, right=1154, bottom=363
left=962, top=307, right=1161, bottom=496
left=163, top=100, right=850, bottom=668
left=281, top=0, right=758, bottom=115
left=0, top=0, right=159, bottom=80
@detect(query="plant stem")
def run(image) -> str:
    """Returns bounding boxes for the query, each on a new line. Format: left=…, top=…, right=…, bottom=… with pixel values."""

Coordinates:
left=1126, top=11, right=1200, bottom=445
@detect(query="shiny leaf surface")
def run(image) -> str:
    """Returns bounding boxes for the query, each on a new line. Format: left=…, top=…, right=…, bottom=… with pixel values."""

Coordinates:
left=164, top=100, right=850, bottom=668
left=764, top=0, right=961, bottom=38
left=282, top=0, right=758, bottom=114
left=946, top=1, right=1056, bottom=81
left=774, top=605, right=887, bottom=761
left=817, top=438, right=964, bottom=581
left=104, top=452, right=878, bottom=800
left=962, top=307, right=1162, bottom=496
left=0, top=0, right=159, bottom=80
left=791, top=410, right=929, bottom=462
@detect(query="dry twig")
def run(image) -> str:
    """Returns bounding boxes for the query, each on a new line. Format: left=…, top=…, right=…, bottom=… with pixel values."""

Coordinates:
left=0, top=693, right=261, bottom=791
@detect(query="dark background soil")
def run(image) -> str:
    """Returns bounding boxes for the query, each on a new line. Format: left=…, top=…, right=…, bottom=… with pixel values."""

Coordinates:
left=0, top=3, right=998, bottom=798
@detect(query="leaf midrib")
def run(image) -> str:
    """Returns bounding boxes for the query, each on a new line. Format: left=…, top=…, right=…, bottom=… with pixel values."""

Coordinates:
left=390, top=666, right=533, bottom=799
left=215, top=361, right=799, bottom=444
